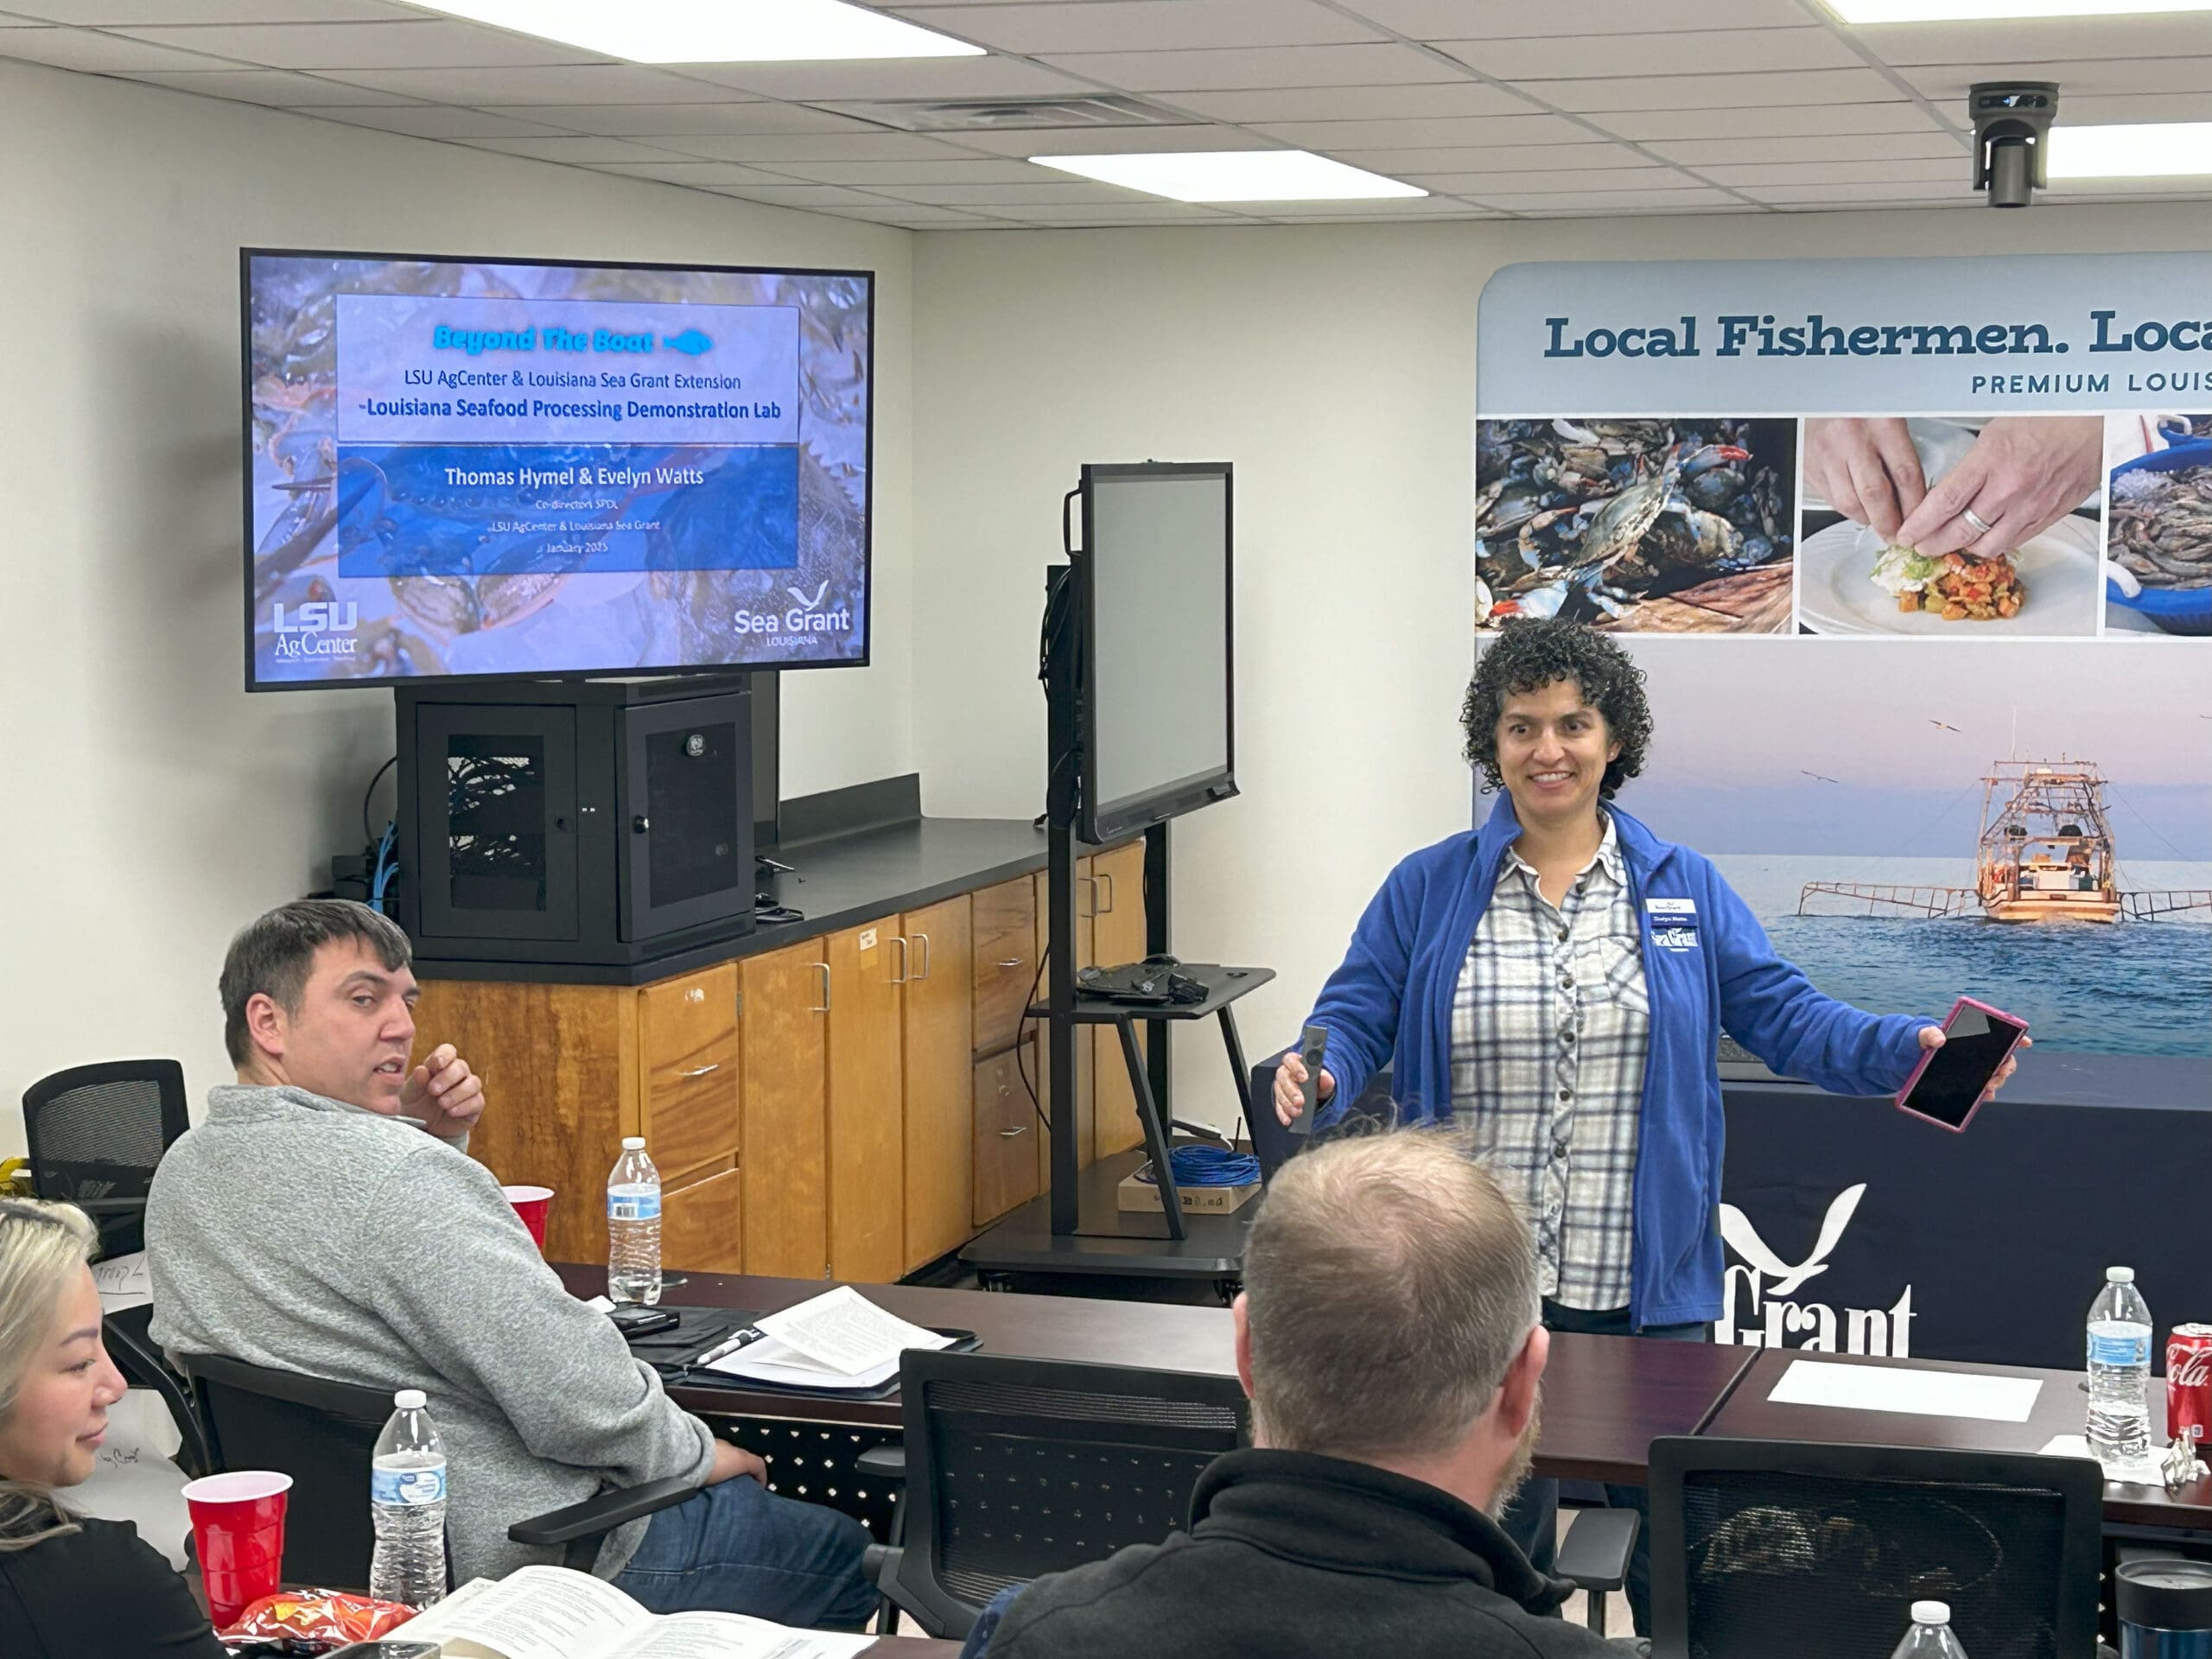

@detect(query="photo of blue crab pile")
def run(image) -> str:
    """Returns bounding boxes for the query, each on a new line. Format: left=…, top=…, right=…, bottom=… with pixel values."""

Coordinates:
left=1475, top=416, right=1798, bottom=634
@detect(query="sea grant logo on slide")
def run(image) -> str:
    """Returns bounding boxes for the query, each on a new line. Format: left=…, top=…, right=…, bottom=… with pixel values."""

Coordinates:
left=1715, top=1185, right=1917, bottom=1357
left=733, top=582, right=854, bottom=638
left=270, top=600, right=359, bottom=658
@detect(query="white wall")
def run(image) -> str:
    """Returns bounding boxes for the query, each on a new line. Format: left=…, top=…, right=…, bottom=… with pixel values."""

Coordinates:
left=0, top=59, right=914, bottom=1154
left=910, top=200, right=2212, bottom=1127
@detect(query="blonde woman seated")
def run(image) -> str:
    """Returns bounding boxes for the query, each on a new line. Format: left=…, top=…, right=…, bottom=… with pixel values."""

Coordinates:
left=0, top=1198, right=225, bottom=1658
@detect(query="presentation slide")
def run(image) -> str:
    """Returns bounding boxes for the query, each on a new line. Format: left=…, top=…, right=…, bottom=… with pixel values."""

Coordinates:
left=245, top=254, right=872, bottom=686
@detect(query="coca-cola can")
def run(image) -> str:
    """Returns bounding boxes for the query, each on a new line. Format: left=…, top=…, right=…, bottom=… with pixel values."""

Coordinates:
left=2167, top=1325, right=2212, bottom=1443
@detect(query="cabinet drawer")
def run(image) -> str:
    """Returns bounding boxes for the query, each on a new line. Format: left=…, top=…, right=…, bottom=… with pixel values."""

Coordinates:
left=662, top=1165, right=743, bottom=1274
left=639, top=966, right=741, bottom=1185
left=971, top=877, right=1037, bottom=1058
left=974, top=1040, right=1041, bottom=1227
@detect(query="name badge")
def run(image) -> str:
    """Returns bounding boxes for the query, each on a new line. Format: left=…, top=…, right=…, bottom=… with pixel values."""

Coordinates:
left=1645, top=897, right=1700, bottom=952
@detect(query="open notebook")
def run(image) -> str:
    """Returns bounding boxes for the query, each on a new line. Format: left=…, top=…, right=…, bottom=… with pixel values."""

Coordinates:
left=702, top=1286, right=956, bottom=1390
left=387, top=1566, right=874, bottom=1659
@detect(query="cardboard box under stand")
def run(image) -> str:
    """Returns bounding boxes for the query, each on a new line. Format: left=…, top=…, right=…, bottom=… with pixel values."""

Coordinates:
left=1117, top=1168, right=1262, bottom=1214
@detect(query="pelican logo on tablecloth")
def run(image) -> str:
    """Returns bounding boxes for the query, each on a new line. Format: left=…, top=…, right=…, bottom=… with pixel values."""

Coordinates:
left=1715, top=1184, right=1917, bottom=1357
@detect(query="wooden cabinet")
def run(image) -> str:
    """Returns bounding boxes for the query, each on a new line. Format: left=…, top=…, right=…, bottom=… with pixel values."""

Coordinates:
left=1033, top=867, right=1096, bottom=1173
left=1089, top=839, right=1151, bottom=1160
left=973, top=1039, right=1040, bottom=1226
left=971, top=877, right=1037, bottom=1058
left=661, top=1167, right=745, bottom=1275
left=903, top=896, right=975, bottom=1273
left=738, top=940, right=829, bottom=1280
left=638, top=966, right=741, bottom=1190
left=826, top=922, right=905, bottom=1283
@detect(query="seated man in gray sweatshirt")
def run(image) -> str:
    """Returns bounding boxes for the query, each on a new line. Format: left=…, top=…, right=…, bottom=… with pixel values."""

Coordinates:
left=148, top=899, right=874, bottom=1625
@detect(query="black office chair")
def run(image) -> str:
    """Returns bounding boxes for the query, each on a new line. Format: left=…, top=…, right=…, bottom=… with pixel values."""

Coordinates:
left=102, top=1302, right=213, bottom=1480
left=22, top=1059, right=189, bottom=1257
left=1647, top=1436, right=2105, bottom=1659
left=178, top=1352, right=702, bottom=1591
left=863, top=1350, right=1249, bottom=1639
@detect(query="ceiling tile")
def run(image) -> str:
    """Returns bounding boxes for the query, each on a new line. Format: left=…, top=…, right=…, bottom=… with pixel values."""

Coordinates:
left=1340, top=142, right=1656, bottom=173
left=652, top=131, right=982, bottom=163
left=708, top=182, right=918, bottom=207
left=1853, top=16, right=2212, bottom=67
left=887, top=0, right=1383, bottom=54
left=1646, top=131, right=1966, bottom=166
left=1038, top=41, right=1465, bottom=92
left=306, top=104, right=570, bottom=136
left=1589, top=102, right=1948, bottom=141
left=1538, top=67, right=1902, bottom=114
left=1743, top=181, right=1977, bottom=204
left=1516, top=201, right=1770, bottom=216
left=302, top=63, right=739, bottom=103
left=1410, top=165, right=1693, bottom=193
left=1255, top=114, right=1598, bottom=149
left=677, top=55, right=1089, bottom=101
left=1335, top=0, right=1815, bottom=38
left=827, top=204, right=999, bottom=226
left=1160, top=81, right=1536, bottom=123
left=763, top=157, right=1056, bottom=184
left=0, top=26, right=242, bottom=70
left=1461, top=184, right=1741, bottom=210
left=948, top=123, right=1276, bottom=156
left=111, top=19, right=606, bottom=70
left=516, top=106, right=922, bottom=141
left=8, top=0, right=409, bottom=18
left=869, top=178, right=1162, bottom=205
left=973, top=200, right=1245, bottom=220
left=2058, top=91, right=2212, bottom=124
left=115, top=66, right=422, bottom=104
left=465, top=135, right=696, bottom=163
left=1694, top=156, right=1966, bottom=186
left=580, top=159, right=799, bottom=186
left=1444, top=27, right=1860, bottom=82
left=1898, top=58, right=2212, bottom=100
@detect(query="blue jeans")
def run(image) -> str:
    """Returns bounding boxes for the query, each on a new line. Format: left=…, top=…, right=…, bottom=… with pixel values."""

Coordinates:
left=613, top=1476, right=878, bottom=1630
left=1501, top=1299, right=1707, bottom=1638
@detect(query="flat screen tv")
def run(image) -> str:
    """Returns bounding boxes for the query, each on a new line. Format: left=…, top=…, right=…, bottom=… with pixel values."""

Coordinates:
left=242, top=249, right=873, bottom=690
left=1077, top=461, right=1236, bottom=845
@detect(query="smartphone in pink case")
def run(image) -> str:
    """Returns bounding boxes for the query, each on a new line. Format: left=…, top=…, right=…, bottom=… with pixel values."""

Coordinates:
left=1894, top=995, right=2028, bottom=1133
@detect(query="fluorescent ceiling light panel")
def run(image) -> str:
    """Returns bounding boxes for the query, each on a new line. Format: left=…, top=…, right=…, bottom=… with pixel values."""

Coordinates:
left=410, top=0, right=982, bottom=61
left=1033, top=150, right=1424, bottom=202
left=1828, top=0, right=2212, bottom=20
left=2050, top=121, right=2212, bottom=176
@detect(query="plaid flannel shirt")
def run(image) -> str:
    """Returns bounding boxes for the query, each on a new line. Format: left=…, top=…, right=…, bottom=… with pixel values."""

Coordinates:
left=1450, top=814, right=1650, bottom=1312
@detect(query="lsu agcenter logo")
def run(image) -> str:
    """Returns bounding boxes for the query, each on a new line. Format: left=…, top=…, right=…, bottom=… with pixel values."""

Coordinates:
left=270, top=600, right=359, bottom=658
left=1714, top=1184, right=1917, bottom=1357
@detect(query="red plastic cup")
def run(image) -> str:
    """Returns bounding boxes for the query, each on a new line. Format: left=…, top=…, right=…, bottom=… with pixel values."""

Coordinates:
left=182, top=1470, right=292, bottom=1628
left=502, top=1185, right=554, bottom=1250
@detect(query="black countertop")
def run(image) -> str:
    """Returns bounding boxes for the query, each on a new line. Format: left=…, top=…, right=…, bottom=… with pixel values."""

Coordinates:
left=416, top=814, right=1061, bottom=985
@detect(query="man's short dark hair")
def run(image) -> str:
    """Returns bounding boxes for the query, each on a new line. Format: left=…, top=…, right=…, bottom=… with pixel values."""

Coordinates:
left=220, top=899, right=412, bottom=1065
left=1461, top=618, right=1653, bottom=799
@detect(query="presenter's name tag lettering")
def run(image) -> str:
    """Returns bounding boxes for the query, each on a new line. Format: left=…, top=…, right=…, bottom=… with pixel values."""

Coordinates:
left=1646, top=898, right=1700, bottom=952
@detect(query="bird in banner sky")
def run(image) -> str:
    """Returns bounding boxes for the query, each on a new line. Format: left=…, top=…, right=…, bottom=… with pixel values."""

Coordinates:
left=1929, top=719, right=1961, bottom=733
left=1800, top=770, right=1841, bottom=785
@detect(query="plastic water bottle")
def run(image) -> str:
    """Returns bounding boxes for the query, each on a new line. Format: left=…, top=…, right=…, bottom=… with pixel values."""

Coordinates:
left=368, top=1389, right=448, bottom=1609
left=1891, top=1600, right=1969, bottom=1659
left=2088, top=1266, right=2156, bottom=1468
left=607, top=1136, right=663, bottom=1306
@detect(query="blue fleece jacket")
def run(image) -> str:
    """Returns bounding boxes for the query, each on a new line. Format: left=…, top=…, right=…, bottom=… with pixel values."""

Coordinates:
left=1306, top=797, right=1928, bottom=1328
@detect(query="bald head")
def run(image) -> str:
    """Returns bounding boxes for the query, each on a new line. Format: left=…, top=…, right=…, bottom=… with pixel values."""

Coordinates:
left=1240, top=1130, right=1539, bottom=1463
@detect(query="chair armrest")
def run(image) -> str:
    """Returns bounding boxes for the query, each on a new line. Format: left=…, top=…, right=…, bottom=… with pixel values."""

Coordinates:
left=856, top=1445, right=906, bottom=1483
left=1555, top=1506, right=1638, bottom=1593
left=507, top=1475, right=698, bottom=1547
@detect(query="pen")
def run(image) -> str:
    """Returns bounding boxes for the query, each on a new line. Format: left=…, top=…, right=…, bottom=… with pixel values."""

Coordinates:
left=697, top=1327, right=767, bottom=1367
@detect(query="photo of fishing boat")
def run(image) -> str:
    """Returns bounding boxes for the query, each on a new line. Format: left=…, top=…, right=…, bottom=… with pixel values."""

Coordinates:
left=1797, top=761, right=2210, bottom=925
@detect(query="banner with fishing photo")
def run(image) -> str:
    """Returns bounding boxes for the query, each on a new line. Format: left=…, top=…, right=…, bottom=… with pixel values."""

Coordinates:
left=1473, top=253, right=2211, bottom=1059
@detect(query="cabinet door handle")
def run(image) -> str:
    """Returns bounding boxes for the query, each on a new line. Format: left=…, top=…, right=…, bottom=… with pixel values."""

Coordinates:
left=679, top=1062, right=721, bottom=1079
left=1078, top=875, right=1097, bottom=918
left=912, top=932, right=931, bottom=980
left=998, top=1126, right=1029, bottom=1139
left=889, top=934, right=909, bottom=984
left=810, top=963, right=830, bottom=1014
left=997, top=957, right=1024, bottom=969
left=1096, top=871, right=1116, bottom=914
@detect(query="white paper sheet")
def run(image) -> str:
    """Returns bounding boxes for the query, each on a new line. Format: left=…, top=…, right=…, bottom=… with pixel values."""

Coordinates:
left=753, top=1287, right=953, bottom=1377
left=2038, top=1433, right=2169, bottom=1484
left=92, top=1250, right=152, bottom=1313
left=1767, top=1359, right=2043, bottom=1423
left=67, top=1390, right=190, bottom=1568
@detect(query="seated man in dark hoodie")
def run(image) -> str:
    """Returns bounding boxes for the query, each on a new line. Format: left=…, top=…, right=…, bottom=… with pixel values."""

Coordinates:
left=960, top=1129, right=1624, bottom=1659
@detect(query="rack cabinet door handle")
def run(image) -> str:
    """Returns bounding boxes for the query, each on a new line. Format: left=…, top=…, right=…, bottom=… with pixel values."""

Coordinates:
left=912, top=932, right=931, bottom=980
left=810, top=963, right=830, bottom=1013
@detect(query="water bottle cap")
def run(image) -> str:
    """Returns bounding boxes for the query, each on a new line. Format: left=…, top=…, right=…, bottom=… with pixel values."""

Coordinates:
left=622, top=1136, right=645, bottom=1150
left=394, top=1389, right=426, bottom=1409
left=2109, top=1266, right=2136, bottom=1283
left=1912, top=1601, right=1950, bottom=1625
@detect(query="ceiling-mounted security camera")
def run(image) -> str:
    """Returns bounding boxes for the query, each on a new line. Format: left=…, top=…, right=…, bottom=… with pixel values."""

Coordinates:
left=1970, top=82, right=2058, bottom=208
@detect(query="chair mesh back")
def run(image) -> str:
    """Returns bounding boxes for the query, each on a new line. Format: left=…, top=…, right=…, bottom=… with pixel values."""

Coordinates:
left=920, top=1372, right=1244, bottom=1605
left=23, top=1063, right=186, bottom=1204
left=1678, top=1466, right=2072, bottom=1659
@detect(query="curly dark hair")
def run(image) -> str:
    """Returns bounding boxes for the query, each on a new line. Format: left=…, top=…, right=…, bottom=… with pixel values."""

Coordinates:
left=1462, top=619, right=1652, bottom=799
